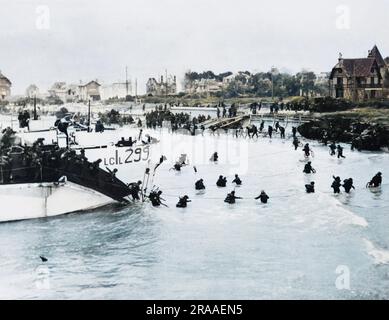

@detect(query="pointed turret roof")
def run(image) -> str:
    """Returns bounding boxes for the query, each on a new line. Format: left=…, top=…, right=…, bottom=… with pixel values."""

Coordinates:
left=368, top=45, right=385, bottom=68
left=0, top=71, right=12, bottom=85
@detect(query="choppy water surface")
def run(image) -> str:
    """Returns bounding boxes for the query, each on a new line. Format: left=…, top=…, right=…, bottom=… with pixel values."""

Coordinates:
left=1, top=123, right=389, bottom=299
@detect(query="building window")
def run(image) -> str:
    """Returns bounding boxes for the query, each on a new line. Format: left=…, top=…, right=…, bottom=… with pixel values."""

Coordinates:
left=337, top=77, right=343, bottom=85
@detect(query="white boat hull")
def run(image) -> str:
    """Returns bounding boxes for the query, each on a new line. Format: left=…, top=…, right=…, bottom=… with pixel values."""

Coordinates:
left=0, top=182, right=115, bottom=222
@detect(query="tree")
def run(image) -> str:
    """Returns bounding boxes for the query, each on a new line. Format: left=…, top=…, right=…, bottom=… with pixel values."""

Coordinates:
left=297, top=71, right=316, bottom=96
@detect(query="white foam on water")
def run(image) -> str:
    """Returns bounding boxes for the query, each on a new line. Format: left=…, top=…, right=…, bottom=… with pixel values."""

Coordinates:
left=363, top=238, right=389, bottom=265
left=286, top=191, right=368, bottom=229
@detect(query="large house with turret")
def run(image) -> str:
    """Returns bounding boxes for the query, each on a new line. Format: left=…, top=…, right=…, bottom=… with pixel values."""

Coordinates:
left=146, top=75, right=177, bottom=96
left=329, top=45, right=389, bottom=102
left=0, top=71, right=11, bottom=101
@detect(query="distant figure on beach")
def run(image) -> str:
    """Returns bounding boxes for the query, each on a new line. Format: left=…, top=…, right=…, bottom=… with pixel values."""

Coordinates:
left=128, top=180, right=142, bottom=201
left=250, top=125, right=259, bottom=139
left=259, top=120, right=265, bottom=132
left=176, top=195, right=191, bottom=208
left=216, top=175, right=227, bottom=187
left=337, top=145, right=345, bottom=159
left=303, top=161, right=316, bottom=174
left=329, top=143, right=336, bottom=156
left=195, top=179, right=205, bottom=190
left=343, top=178, right=355, bottom=193
left=268, top=125, right=273, bottom=138
left=255, top=191, right=269, bottom=203
left=172, top=162, right=183, bottom=171
left=367, top=172, right=382, bottom=188
left=293, top=137, right=300, bottom=150
left=303, top=143, right=312, bottom=157
left=331, top=176, right=342, bottom=194
left=292, top=126, right=297, bottom=138
left=95, top=120, right=105, bottom=133
left=305, top=182, right=315, bottom=193
left=279, top=126, right=285, bottom=139
left=210, top=152, right=218, bottom=162
left=149, top=190, right=165, bottom=207
left=232, top=174, right=242, bottom=186
left=224, top=191, right=242, bottom=204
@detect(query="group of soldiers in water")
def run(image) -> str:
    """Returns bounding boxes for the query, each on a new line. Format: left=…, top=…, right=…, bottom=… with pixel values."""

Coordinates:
left=3, top=105, right=384, bottom=208
left=145, top=109, right=211, bottom=133
left=227, top=120, right=287, bottom=140
left=126, top=121, right=384, bottom=208
left=299, top=141, right=382, bottom=194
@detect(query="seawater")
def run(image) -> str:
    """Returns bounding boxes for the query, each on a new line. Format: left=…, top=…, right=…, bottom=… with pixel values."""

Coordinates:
left=0, top=121, right=389, bottom=299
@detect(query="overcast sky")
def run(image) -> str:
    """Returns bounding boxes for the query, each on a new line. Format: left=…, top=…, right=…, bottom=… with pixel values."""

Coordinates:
left=0, top=0, right=388, bottom=94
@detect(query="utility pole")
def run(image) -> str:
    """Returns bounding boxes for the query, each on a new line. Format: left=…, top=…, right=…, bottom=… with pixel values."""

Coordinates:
left=33, top=95, right=38, bottom=120
left=271, top=74, right=274, bottom=100
left=165, top=69, right=168, bottom=103
left=135, top=78, right=138, bottom=102
left=125, top=66, right=129, bottom=97
left=87, top=99, right=91, bottom=132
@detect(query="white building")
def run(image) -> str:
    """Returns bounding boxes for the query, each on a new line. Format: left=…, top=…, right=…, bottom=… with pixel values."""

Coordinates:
left=0, top=71, right=11, bottom=101
left=100, top=82, right=131, bottom=100
left=78, top=80, right=101, bottom=101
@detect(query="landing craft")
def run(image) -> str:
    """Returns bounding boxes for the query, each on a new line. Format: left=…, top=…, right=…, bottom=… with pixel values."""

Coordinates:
left=0, top=117, right=160, bottom=222
left=16, top=116, right=160, bottom=184
left=0, top=130, right=133, bottom=222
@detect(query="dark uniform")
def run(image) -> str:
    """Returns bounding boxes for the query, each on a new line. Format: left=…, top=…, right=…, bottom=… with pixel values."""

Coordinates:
left=176, top=195, right=191, bottom=208
left=367, top=172, right=382, bottom=188
left=331, top=176, right=342, bottom=194
left=293, top=137, right=299, bottom=150
left=224, top=191, right=242, bottom=204
left=303, top=162, right=316, bottom=174
left=129, top=181, right=142, bottom=200
left=149, top=191, right=164, bottom=207
left=343, top=178, right=355, bottom=193
left=329, top=143, right=336, bottom=156
left=337, top=145, right=345, bottom=159
left=255, top=191, right=269, bottom=203
left=232, top=174, right=242, bottom=186
left=305, top=182, right=315, bottom=193
left=303, top=144, right=311, bottom=157
left=195, top=179, right=206, bottom=190
left=216, top=176, right=227, bottom=187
